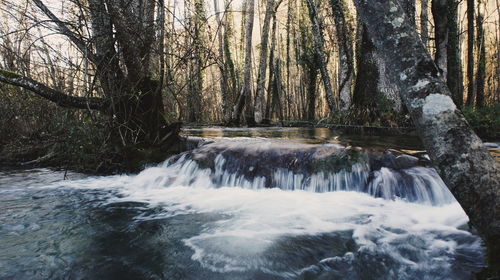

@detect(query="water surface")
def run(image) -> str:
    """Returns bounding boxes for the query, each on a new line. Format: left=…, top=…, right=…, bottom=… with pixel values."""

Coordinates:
left=0, top=128, right=489, bottom=280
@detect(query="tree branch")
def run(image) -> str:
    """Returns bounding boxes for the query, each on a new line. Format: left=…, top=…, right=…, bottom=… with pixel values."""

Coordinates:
left=32, top=0, right=98, bottom=64
left=0, top=69, right=108, bottom=111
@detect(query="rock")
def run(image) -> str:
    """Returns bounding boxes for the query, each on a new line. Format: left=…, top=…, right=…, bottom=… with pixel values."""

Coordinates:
left=395, top=154, right=419, bottom=169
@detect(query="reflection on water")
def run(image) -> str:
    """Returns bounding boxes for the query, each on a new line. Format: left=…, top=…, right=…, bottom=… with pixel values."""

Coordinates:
left=182, top=127, right=424, bottom=150
left=182, top=126, right=500, bottom=160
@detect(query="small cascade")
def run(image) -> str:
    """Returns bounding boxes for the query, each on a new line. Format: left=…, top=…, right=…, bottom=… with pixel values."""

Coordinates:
left=132, top=138, right=455, bottom=205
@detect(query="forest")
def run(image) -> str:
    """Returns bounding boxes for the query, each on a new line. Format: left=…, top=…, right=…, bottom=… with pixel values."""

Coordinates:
left=1, top=0, right=499, bottom=147
left=0, top=0, right=499, bottom=279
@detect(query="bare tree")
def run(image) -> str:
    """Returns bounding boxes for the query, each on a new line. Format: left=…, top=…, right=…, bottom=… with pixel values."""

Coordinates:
left=1, top=0, right=179, bottom=145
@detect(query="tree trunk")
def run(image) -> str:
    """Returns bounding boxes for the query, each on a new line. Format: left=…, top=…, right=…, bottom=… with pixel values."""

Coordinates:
left=353, top=26, right=380, bottom=118
left=214, top=0, right=230, bottom=122
left=476, top=3, right=486, bottom=107
left=34, top=0, right=173, bottom=145
left=306, top=66, right=318, bottom=121
left=421, top=0, right=429, bottom=47
left=223, top=0, right=238, bottom=119
left=354, top=28, right=403, bottom=119
left=466, top=0, right=475, bottom=106
left=329, top=0, right=354, bottom=111
left=304, top=0, right=336, bottom=112
left=446, top=0, right=463, bottom=108
left=432, top=0, right=448, bottom=78
left=232, top=0, right=255, bottom=125
left=352, top=0, right=500, bottom=274
left=254, top=0, right=275, bottom=124
left=265, top=12, right=279, bottom=122
left=354, top=0, right=415, bottom=117
left=188, top=0, right=204, bottom=123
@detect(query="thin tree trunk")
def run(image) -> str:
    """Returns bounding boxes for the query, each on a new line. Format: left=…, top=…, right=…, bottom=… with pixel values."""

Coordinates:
left=329, top=0, right=354, bottom=111
left=214, top=0, right=230, bottom=121
left=476, top=1, right=485, bottom=107
left=304, top=0, right=336, bottom=112
left=232, top=0, right=255, bottom=125
left=265, top=13, right=278, bottom=121
left=285, top=0, right=292, bottom=120
left=353, top=0, right=500, bottom=274
left=465, top=0, right=475, bottom=106
left=254, top=0, right=276, bottom=123
left=421, top=0, right=429, bottom=47
left=447, top=0, right=463, bottom=108
left=223, top=0, right=238, bottom=111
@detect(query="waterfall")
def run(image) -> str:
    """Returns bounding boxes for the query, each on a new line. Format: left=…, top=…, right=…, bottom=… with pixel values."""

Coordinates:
left=130, top=139, right=455, bottom=206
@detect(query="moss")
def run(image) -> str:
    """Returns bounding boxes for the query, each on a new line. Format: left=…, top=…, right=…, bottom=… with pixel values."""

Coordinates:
left=0, top=69, right=21, bottom=79
left=310, top=148, right=365, bottom=173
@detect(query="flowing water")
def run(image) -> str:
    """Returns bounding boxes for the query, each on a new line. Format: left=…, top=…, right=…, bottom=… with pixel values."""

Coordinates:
left=1, top=127, right=495, bottom=280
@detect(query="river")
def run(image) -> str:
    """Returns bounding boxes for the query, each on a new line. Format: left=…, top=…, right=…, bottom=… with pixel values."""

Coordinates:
left=1, top=127, right=495, bottom=280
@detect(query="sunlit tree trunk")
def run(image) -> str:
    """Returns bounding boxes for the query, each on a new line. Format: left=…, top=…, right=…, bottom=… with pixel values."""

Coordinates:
left=187, top=0, right=204, bottom=123
left=214, top=0, right=230, bottom=122
left=329, top=0, right=354, bottom=111
left=254, top=0, right=275, bottom=124
left=265, top=11, right=279, bottom=122
left=232, top=0, right=255, bottom=125
left=304, top=0, right=336, bottom=112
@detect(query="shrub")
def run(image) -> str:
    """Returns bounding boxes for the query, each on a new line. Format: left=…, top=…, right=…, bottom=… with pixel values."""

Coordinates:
left=463, top=104, right=500, bottom=140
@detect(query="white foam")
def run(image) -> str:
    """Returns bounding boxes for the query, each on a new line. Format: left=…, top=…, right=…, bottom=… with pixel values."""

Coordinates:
left=46, top=154, right=480, bottom=275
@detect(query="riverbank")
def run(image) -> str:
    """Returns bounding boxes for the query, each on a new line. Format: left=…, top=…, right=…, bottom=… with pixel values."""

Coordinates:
left=2, top=125, right=499, bottom=176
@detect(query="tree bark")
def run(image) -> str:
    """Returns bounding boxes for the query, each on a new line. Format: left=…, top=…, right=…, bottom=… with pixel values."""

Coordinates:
left=0, top=70, right=107, bottom=111
left=265, top=12, right=279, bottom=122
left=214, top=0, right=230, bottom=122
left=304, top=0, right=336, bottom=112
left=24, top=0, right=174, bottom=145
left=353, top=26, right=381, bottom=116
left=446, top=0, right=463, bottom=108
left=432, top=0, right=448, bottom=78
left=254, top=0, right=275, bottom=124
left=466, top=0, right=475, bottom=106
left=475, top=3, right=486, bottom=107
left=420, top=0, right=429, bottom=47
left=352, top=0, right=500, bottom=273
left=232, top=0, right=255, bottom=125
left=329, top=0, right=354, bottom=111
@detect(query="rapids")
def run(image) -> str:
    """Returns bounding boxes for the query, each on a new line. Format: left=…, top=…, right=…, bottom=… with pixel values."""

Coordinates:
left=1, top=127, right=492, bottom=280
